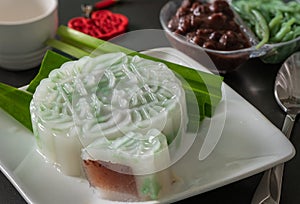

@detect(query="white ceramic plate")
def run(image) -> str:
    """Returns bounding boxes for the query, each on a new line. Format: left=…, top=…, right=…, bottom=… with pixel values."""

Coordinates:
left=0, top=47, right=295, bottom=204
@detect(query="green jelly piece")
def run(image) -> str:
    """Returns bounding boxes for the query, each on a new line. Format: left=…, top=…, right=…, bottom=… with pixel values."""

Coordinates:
left=141, top=177, right=161, bottom=200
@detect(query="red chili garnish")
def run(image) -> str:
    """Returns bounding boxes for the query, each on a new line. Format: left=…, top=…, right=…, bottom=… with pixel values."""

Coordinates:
left=94, top=0, right=119, bottom=9
left=68, top=10, right=128, bottom=40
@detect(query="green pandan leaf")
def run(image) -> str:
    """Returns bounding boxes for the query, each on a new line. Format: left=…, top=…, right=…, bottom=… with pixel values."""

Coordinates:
left=0, top=50, right=71, bottom=132
left=55, top=26, right=222, bottom=92
left=47, top=26, right=223, bottom=119
left=27, top=50, right=71, bottom=93
left=0, top=82, right=33, bottom=131
left=0, top=24, right=223, bottom=133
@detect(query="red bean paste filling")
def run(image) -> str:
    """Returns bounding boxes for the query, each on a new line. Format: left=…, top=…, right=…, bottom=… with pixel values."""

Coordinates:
left=83, top=160, right=138, bottom=196
left=168, top=0, right=251, bottom=51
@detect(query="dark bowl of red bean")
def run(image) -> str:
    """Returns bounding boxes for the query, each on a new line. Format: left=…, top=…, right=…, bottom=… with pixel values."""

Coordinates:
left=160, top=0, right=300, bottom=73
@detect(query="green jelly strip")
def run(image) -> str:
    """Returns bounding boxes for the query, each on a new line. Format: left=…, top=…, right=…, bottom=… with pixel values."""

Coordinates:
left=233, top=0, right=300, bottom=47
left=0, top=82, right=33, bottom=131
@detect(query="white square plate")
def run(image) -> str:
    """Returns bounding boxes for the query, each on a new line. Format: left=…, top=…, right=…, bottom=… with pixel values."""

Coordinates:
left=0, top=47, right=295, bottom=204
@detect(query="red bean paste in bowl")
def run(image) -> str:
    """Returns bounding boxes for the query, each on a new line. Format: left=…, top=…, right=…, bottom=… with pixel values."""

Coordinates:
left=167, top=0, right=252, bottom=72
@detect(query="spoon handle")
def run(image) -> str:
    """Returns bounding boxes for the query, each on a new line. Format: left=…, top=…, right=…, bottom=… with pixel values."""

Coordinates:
left=282, top=114, right=296, bottom=139
left=251, top=165, right=284, bottom=204
left=251, top=114, right=296, bottom=204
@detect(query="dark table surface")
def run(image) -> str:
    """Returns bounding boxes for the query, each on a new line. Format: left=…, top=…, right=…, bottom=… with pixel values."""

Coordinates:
left=0, top=0, right=299, bottom=203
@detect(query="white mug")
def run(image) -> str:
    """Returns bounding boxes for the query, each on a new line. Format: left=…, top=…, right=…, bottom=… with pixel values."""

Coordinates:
left=0, top=0, right=58, bottom=70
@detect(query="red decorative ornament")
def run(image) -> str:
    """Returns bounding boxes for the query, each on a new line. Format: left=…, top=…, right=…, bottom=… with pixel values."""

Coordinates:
left=68, top=10, right=128, bottom=40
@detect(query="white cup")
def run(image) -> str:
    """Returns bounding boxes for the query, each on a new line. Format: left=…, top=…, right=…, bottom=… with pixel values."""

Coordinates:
left=0, top=0, right=58, bottom=70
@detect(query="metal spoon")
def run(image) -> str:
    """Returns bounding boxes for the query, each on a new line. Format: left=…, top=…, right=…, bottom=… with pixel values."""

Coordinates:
left=251, top=51, right=300, bottom=204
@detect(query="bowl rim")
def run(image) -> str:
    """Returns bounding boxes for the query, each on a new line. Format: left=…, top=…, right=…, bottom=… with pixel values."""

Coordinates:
left=0, top=0, right=58, bottom=26
left=159, top=0, right=300, bottom=56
